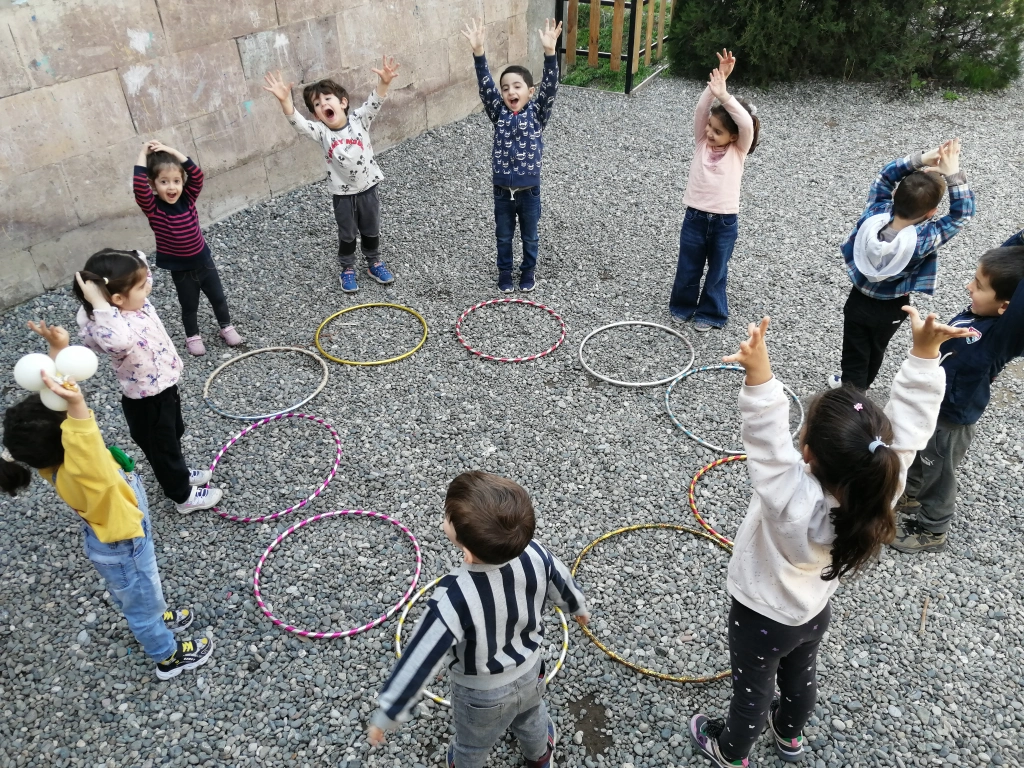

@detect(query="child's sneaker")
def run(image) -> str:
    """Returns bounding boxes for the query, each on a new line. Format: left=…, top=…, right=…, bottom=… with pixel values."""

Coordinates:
left=689, top=714, right=748, bottom=767
left=219, top=325, right=243, bottom=346
left=889, top=521, right=947, bottom=553
left=519, top=270, right=536, bottom=292
left=340, top=268, right=359, bottom=293
left=175, top=486, right=223, bottom=514
left=498, top=270, right=514, bottom=293
left=694, top=322, right=715, bottom=333
left=827, top=373, right=842, bottom=389
left=895, top=495, right=921, bottom=527
left=766, top=698, right=806, bottom=762
left=367, top=261, right=395, bottom=284
left=185, top=335, right=206, bottom=356
left=155, top=636, right=213, bottom=681
left=163, top=608, right=195, bottom=634
left=188, top=468, right=212, bottom=486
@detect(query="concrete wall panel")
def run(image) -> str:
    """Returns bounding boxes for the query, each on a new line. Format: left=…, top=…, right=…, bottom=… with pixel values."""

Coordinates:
left=197, top=159, right=271, bottom=222
left=426, top=79, right=483, bottom=130
left=0, top=166, right=79, bottom=252
left=402, top=38, right=450, bottom=95
left=485, top=19, right=511, bottom=68
left=190, top=104, right=263, bottom=176
left=157, top=0, right=278, bottom=53
left=371, top=84, right=427, bottom=152
left=119, top=41, right=247, bottom=133
left=508, top=13, right=528, bottom=64
left=0, top=22, right=32, bottom=98
left=275, top=0, right=368, bottom=26
left=264, top=139, right=325, bottom=196
left=0, top=250, right=46, bottom=311
left=238, top=14, right=342, bottom=86
left=29, top=215, right=153, bottom=291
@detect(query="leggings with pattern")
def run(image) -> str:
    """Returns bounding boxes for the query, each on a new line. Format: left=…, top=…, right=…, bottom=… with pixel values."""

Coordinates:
left=718, top=598, right=831, bottom=761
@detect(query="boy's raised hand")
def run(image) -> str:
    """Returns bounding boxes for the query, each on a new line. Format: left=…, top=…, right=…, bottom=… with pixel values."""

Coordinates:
left=371, top=55, right=400, bottom=86
left=462, top=18, right=486, bottom=55
left=935, top=137, right=961, bottom=176
left=262, top=70, right=294, bottom=103
left=538, top=18, right=562, bottom=55
left=715, top=48, right=736, bottom=79
left=27, top=320, right=70, bottom=356
left=904, top=305, right=976, bottom=360
left=708, top=67, right=729, bottom=101
left=723, top=317, right=773, bottom=386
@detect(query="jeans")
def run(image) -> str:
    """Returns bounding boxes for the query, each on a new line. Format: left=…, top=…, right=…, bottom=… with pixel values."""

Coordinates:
left=494, top=185, right=541, bottom=274
left=450, top=657, right=549, bottom=768
left=333, top=186, right=381, bottom=269
left=840, top=287, right=909, bottom=390
left=1002, top=228, right=1024, bottom=248
left=904, top=418, right=976, bottom=534
left=80, top=471, right=176, bottom=662
left=169, top=257, right=231, bottom=337
left=669, top=207, right=739, bottom=327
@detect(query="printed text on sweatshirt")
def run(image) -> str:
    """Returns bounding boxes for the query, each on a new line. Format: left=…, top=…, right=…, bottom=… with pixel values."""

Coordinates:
left=133, top=159, right=211, bottom=270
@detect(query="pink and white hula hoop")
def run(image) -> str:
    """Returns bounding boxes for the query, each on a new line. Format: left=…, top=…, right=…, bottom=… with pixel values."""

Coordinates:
left=253, top=509, right=422, bottom=639
left=455, top=298, right=567, bottom=362
left=207, top=412, right=342, bottom=523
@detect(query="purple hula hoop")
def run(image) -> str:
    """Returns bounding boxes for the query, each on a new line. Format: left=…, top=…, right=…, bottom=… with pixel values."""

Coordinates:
left=206, top=412, right=342, bottom=523
left=253, top=509, right=423, bottom=639
left=455, top=298, right=567, bottom=362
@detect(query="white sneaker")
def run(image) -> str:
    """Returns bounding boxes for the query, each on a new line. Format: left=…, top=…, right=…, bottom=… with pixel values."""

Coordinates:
left=176, top=486, right=223, bottom=514
left=188, top=468, right=212, bottom=486
left=827, top=373, right=842, bottom=389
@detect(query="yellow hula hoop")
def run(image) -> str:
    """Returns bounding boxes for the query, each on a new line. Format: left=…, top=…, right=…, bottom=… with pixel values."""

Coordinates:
left=315, top=303, right=428, bottom=366
left=571, top=523, right=733, bottom=685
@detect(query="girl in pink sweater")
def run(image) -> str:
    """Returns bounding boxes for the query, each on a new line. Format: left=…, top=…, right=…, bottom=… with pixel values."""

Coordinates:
left=669, top=50, right=759, bottom=331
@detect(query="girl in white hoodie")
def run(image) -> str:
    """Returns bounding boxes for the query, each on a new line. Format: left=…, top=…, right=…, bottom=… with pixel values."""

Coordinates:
left=688, top=310, right=975, bottom=768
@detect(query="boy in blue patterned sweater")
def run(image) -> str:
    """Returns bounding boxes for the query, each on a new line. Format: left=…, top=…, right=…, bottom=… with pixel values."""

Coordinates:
left=463, top=17, right=562, bottom=293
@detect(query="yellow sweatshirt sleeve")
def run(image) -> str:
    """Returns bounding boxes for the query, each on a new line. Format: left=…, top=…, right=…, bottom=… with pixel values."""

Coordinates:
left=53, top=412, right=145, bottom=543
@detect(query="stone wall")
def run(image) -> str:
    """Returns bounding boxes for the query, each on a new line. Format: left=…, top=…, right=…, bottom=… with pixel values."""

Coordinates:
left=0, top=0, right=533, bottom=310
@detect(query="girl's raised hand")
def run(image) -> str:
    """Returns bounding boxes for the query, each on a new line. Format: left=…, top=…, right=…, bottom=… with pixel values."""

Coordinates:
left=904, top=305, right=976, bottom=360
left=371, top=55, right=400, bottom=85
left=462, top=18, right=486, bottom=55
left=715, top=48, right=736, bottom=79
left=708, top=68, right=729, bottom=100
left=27, top=320, right=70, bottom=353
left=262, top=70, right=294, bottom=102
left=723, top=317, right=773, bottom=386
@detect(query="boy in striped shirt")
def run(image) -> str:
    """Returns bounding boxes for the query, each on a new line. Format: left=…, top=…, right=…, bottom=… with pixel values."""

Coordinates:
left=367, top=471, right=589, bottom=768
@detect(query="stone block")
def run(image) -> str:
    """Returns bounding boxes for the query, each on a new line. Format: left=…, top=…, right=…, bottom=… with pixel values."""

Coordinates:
left=0, top=165, right=79, bottom=251
left=483, top=0, right=510, bottom=25
left=243, top=87, right=304, bottom=155
left=61, top=123, right=198, bottom=227
left=264, top=140, right=325, bottom=196
left=508, top=13, right=529, bottom=64
left=371, top=83, right=427, bottom=152
left=8, top=0, right=165, bottom=87
left=29, top=215, right=154, bottom=291
left=336, top=4, right=387, bottom=71
left=0, top=71, right=136, bottom=180
left=485, top=19, right=510, bottom=68
left=402, top=37, right=450, bottom=96
left=238, top=14, right=342, bottom=87
left=438, top=0, right=485, bottom=41
left=447, top=32, right=477, bottom=85
left=157, top=0, right=278, bottom=53
left=197, top=159, right=270, bottom=222
left=425, top=79, right=484, bottom=130
left=510, top=0, right=528, bottom=15
left=0, top=21, right=31, bottom=97
left=190, top=103, right=262, bottom=176
left=119, top=40, right=248, bottom=133
left=0, top=250, right=45, bottom=312
left=276, top=0, right=368, bottom=26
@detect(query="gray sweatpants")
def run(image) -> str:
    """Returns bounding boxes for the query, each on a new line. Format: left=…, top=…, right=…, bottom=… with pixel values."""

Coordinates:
left=449, top=656, right=549, bottom=768
left=332, top=185, right=380, bottom=269
left=904, top=418, right=977, bottom=534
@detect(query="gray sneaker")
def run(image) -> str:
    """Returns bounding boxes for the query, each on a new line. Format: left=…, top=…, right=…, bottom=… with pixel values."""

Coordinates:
left=889, top=521, right=947, bottom=553
left=188, top=468, right=212, bottom=486
left=175, top=486, right=223, bottom=514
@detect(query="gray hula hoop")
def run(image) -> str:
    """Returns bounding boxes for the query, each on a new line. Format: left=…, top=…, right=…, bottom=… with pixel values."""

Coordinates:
left=203, top=347, right=330, bottom=421
left=578, top=321, right=695, bottom=387
left=665, top=364, right=805, bottom=455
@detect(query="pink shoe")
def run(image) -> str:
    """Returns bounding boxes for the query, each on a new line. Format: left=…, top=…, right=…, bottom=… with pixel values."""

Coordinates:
left=185, top=335, right=206, bottom=356
left=219, top=325, right=243, bottom=346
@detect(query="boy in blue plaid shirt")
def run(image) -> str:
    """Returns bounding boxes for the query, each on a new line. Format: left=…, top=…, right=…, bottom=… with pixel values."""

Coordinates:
left=830, top=139, right=975, bottom=390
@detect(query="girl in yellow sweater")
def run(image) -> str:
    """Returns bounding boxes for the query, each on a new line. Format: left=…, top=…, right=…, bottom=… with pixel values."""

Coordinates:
left=0, top=322, right=213, bottom=680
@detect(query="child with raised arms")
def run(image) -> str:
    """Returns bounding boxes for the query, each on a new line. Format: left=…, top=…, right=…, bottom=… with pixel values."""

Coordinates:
left=367, top=471, right=589, bottom=768
left=688, top=310, right=974, bottom=767
left=133, top=141, right=242, bottom=356
left=263, top=58, right=400, bottom=293
left=1, top=332, right=213, bottom=680
left=72, top=250, right=223, bottom=514
left=669, top=49, right=759, bottom=332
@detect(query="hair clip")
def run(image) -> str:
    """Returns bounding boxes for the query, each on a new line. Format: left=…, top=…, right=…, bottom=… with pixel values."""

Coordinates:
left=747, top=104, right=757, bottom=115
left=853, top=402, right=864, bottom=411
left=867, top=437, right=889, bottom=454
left=102, top=277, right=109, bottom=285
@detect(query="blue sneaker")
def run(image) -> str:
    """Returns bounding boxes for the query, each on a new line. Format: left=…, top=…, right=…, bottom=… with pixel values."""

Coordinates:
left=339, top=269, right=359, bottom=293
left=498, top=270, right=514, bottom=293
left=689, top=714, right=748, bottom=766
left=519, top=270, right=536, bottom=292
left=367, top=261, right=395, bottom=284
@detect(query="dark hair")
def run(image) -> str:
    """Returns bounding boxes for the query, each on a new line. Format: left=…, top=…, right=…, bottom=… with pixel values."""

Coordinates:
left=72, top=249, right=148, bottom=319
left=444, top=471, right=535, bottom=564
left=803, top=387, right=901, bottom=581
left=978, top=246, right=1024, bottom=301
left=302, top=79, right=350, bottom=115
left=892, top=172, right=946, bottom=220
left=146, top=151, right=186, bottom=182
left=710, top=98, right=760, bottom=154
left=1, top=395, right=67, bottom=496
left=500, top=65, right=535, bottom=89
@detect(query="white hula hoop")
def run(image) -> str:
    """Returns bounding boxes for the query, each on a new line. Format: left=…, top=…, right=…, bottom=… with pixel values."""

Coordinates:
left=578, top=321, right=695, bottom=387
left=203, top=346, right=330, bottom=421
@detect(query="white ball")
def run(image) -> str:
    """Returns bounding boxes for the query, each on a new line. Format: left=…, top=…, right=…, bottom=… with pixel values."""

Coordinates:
left=38, top=387, right=69, bottom=412
left=55, top=346, right=98, bottom=382
left=13, top=354, right=57, bottom=392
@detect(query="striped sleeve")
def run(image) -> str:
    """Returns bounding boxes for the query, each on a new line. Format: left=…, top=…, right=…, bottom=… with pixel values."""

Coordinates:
left=182, top=159, right=204, bottom=202
left=133, top=166, right=156, bottom=215
left=535, top=543, right=588, bottom=616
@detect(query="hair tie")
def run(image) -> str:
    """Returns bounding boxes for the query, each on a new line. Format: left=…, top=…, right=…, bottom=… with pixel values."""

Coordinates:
left=747, top=104, right=757, bottom=115
left=853, top=402, right=864, bottom=412
left=102, top=277, right=109, bottom=285
left=1, top=447, right=15, bottom=463
left=867, top=437, right=889, bottom=454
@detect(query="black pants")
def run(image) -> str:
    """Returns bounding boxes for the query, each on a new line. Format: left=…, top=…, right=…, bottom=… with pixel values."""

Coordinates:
left=333, top=186, right=381, bottom=269
left=718, top=599, right=831, bottom=762
left=169, top=259, right=231, bottom=337
left=840, top=287, right=909, bottom=390
left=121, top=385, right=191, bottom=504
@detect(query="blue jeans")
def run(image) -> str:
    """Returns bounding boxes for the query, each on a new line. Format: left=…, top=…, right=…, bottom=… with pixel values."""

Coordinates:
left=669, top=207, right=739, bottom=327
left=1002, top=228, right=1024, bottom=248
left=494, top=185, right=541, bottom=273
left=80, top=471, right=176, bottom=662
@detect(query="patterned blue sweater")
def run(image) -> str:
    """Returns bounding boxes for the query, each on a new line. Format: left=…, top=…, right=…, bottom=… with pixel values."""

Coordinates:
left=474, top=54, right=558, bottom=188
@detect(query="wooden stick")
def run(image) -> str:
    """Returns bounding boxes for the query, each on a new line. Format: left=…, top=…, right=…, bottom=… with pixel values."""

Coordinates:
left=588, top=0, right=601, bottom=67
left=918, top=597, right=930, bottom=636
left=630, top=0, right=645, bottom=73
left=656, top=0, right=669, bottom=59
left=610, top=0, right=625, bottom=72
left=566, top=0, right=579, bottom=67
left=644, top=0, right=655, bottom=66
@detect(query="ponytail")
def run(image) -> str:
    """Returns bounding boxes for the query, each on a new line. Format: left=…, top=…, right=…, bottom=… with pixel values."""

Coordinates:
left=0, top=452, right=32, bottom=497
left=72, top=249, right=147, bottom=319
left=710, top=97, right=760, bottom=154
left=2, top=395, right=67, bottom=496
left=803, top=388, right=901, bottom=581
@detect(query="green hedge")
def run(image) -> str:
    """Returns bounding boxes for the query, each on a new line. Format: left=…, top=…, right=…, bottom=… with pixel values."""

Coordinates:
left=666, top=0, right=1024, bottom=89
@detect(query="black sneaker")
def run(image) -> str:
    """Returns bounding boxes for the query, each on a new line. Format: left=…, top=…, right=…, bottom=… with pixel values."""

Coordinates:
left=155, top=636, right=214, bottom=681
left=162, top=608, right=194, bottom=634
left=767, top=698, right=806, bottom=762
left=519, top=270, right=536, bottom=292
left=889, top=521, right=947, bottom=554
left=498, top=270, right=514, bottom=293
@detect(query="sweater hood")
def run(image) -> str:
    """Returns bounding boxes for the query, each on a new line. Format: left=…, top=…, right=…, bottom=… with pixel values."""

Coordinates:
left=853, top=213, right=917, bottom=282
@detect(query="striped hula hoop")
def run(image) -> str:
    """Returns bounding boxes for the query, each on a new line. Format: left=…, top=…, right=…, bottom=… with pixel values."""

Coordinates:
left=666, top=364, right=805, bottom=454
left=202, top=346, right=330, bottom=421
left=455, top=298, right=567, bottom=363
left=253, top=509, right=422, bottom=639
left=688, top=455, right=748, bottom=550
left=571, top=523, right=732, bottom=684
left=394, top=576, right=570, bottom=706
left=578, top=321, right=695, bottom=387
left=206, top=412, right=342, bottom=523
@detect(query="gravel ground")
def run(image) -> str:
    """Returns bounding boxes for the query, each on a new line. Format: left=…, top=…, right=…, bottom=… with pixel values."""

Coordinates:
left=2, top=72, right=1023, bottom=768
